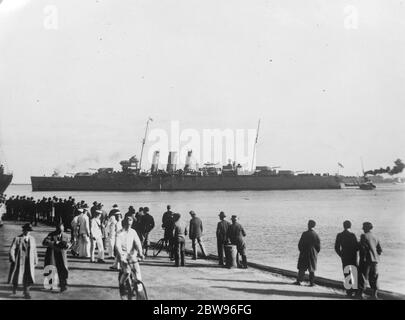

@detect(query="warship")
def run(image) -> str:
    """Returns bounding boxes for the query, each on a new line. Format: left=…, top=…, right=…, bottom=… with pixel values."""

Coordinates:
left=31, top=120, right=342, bottom=191
left=31, top=156, right=341, bottom=191
left=0, top=164, right=13, bottom=194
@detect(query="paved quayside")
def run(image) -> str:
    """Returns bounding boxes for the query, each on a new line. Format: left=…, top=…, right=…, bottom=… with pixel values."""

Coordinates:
left=0, top=221, right=399, bottom=300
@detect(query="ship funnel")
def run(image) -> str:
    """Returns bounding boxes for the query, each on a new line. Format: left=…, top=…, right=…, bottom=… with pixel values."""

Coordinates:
left=184, top=150, right=193, bottom=171
left=151, top=151, right=160, bottom=173
left=166, top=151, right=178, bottom=173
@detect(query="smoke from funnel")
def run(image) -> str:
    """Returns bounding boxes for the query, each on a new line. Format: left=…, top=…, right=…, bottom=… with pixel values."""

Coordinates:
left=364, top=159, right=404, bottom=176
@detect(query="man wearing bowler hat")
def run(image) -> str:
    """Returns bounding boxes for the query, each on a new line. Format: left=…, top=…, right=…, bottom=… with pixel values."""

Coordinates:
left=216, top=211, right=230, bottom=266
left=228, top=215, right=248, bottom=268
left=8, top=223, right=38, bottom=299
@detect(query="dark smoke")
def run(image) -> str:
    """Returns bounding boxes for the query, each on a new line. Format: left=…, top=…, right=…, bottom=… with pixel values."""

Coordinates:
left=54, top=154, right=101, bottom=173
left=364, top=159, right=405, bottom=176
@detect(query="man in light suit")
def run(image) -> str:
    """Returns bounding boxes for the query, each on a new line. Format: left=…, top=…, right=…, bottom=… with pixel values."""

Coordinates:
left=8, top=223, right=38, bottom=299
left=77, top=207, right=91, bottom=258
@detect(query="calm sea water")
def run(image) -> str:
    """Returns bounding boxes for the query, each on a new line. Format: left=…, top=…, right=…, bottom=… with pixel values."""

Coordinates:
left=5, top=184, right=405, bottom=294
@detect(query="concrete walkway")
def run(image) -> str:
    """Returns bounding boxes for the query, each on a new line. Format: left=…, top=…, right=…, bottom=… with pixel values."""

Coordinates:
left=0, top=221, right=351, bottom=300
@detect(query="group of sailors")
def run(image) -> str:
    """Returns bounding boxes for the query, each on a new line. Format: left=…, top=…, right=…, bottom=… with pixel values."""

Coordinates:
left=1, top=195, right=77, bottom=227
left=1, top=193, right=381, bottom=300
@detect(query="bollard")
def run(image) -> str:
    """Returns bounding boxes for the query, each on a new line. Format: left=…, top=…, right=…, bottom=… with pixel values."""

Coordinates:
left=224, top=245, right=237, bottom=268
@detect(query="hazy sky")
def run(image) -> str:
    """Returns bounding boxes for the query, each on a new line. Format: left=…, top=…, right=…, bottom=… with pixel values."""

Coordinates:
left=0, top=0, right=404, bottom=183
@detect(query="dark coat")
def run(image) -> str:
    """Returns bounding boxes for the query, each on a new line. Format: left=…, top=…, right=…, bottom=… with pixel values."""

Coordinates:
left=359, top=232, right=382, bottom=265
left=334, top=230, right=358, bottom=266
left=8, top=235, right=38, bottom=285
left=227, top=222, right=246, bottom=249
left=162, top=211, right=174, bottom=240
left=162, top=210, right=173, bottom=228
left=140, top=213, right=155, bottom=235
left=297, top=229, right=321, bottom=272
left=43, top=231, right=70, bottom=280
left=189, top=216, right=203, bottom=239
left=216, top=220, right=231, bottom=243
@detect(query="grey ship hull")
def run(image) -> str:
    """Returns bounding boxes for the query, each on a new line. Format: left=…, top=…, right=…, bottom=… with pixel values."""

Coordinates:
left=0, top=173, right=13, bottom=194
left=31, top=174, right=341, bottom=191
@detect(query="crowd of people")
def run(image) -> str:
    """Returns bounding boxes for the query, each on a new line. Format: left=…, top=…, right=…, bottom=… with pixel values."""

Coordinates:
left=0, top=193, right=382, bottom=300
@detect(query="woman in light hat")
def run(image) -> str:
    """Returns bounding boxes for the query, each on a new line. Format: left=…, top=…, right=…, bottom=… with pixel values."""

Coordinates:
left=109, top=211, right=123, bottom=270
left=106, top=211, right=118, bottom=259
left=8, top=223, right=38, bottom=299
left=90, top=210, right=105, bottom=263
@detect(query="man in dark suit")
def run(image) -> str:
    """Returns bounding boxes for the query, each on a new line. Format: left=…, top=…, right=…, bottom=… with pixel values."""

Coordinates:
left=357, top=222, right=382, bottom=300
left=228, top=215, right=247, bottom=268
left=335, top=220, right=359, bottom=296
left=294, top=220, right=321, bottom=286
left=140, top=207, right=155, bottom=256
left=162, top=205, right=174, bottom=259
left=42, top=222, right=70, bottom=292
left=216, top=211, right=230, bottom=266
left=189, top=211, right=207, bottom=260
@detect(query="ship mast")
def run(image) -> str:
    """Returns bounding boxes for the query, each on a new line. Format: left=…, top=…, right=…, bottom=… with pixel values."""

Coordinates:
left=251, top=119, right=261, bottom=171
left=139, top=117, right=153, bottom=172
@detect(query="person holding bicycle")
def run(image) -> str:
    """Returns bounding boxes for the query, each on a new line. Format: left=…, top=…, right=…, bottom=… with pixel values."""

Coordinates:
left=115, top=215, right=144, bottom=297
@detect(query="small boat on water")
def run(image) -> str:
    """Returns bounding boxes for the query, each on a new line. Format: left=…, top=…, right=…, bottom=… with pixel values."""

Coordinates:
left=359, top=181, right=376, bottom=190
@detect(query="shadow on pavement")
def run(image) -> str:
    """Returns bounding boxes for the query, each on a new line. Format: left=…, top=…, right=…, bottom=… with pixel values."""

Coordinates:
left=211, top=285, right=346, bottom=299
left=68, top=266, right=116, bottom=272
left=67, top=283, right=117, bottom=290
left=184, top=263, right=223, bottom=269
left=194, top=278, right=292, bottom=286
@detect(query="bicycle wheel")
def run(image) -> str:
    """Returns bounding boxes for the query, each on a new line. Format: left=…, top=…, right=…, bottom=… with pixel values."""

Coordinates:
left=133, top=280, right=148, bottom=300
left=153, top=238, right=165, bottom=257
left=120, top=279, right=133, bottom=300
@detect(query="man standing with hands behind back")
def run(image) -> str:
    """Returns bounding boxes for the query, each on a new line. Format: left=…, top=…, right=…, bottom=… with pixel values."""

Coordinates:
left=189, top=210, right=207, bottom=260
left=216, top=211, right=230, bottom=266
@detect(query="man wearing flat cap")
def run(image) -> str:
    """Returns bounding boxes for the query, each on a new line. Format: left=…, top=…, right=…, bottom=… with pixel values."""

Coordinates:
left=8, top=223, right=38, bottom=299
left=228, top=215, right=248, bottom=268
left=216, top=211, right=230, bottom=266
left=334, top=220, right=359, bottom=296
left=189, top=210, right=207, bottom=260
left=357, top=222, right=382, bottom=299
left=294, top=219, right=321, bottom=286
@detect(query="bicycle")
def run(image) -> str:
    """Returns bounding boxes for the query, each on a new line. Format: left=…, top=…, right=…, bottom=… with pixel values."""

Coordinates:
left=152, top=238, right=174, bottom=257
left=118, top=261, right=148, bottom=300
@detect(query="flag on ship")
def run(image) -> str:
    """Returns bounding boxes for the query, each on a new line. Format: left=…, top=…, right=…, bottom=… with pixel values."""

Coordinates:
left=338, top=162, right=344, bottom=168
